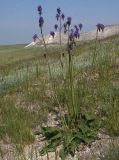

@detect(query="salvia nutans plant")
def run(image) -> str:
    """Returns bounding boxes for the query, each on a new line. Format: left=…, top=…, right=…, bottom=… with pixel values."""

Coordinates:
left=33, top=5, right=105, bottom=160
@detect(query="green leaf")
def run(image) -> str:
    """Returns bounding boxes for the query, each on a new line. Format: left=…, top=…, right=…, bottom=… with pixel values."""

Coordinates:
left=49, top=132, right=62, bottom=141
left=79, top=123, right=89, bottom=134
left=87, top=129, right=97, bottom=138
left=82, top=137, right=93, bottom=144
left=59, top=147, right=67, bottom=160
left=41, top=127, right=61, bottom=140
left=69, top=141, right=77, bottom=157
left=82, top=112, right=96, bottom=121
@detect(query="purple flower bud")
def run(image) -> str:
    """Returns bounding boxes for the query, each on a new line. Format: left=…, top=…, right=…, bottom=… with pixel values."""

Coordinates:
left=56, top=14, right=60, bottom=21
left=54, top=24, right=58, bottom=31
left=57, top=8, right=61, bottom=15
left=64, top=28, right=67, bottom=34
left=32, top=34, right=38, bottom=42
left=61, top=14, right=65, bottom=20
left=74, top=25, right=78, bottom=30
left=96, top=23, right=105, bottom=32
left=38, top=5, right=42, bottom=15
left=67, top=17, right=72, bottom=26
left=75, top=27, right=79, bottom=33
left=50, top=31, right=55, bottom=38
left=39, top=16, right=44, bottom=28
left=63, top=23, right=67, bottom=29
left=74, top=30, right=80, bottom=39
left=71, top=29, right=74, bottom=33
left=79, top=23, right=83, bottom=31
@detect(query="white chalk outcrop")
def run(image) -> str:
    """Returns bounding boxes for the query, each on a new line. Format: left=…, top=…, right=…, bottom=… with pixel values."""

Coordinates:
left=25, top=24, right=119, bottom=48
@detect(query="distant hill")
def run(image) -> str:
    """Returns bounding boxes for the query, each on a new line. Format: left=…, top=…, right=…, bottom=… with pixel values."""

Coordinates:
left=25, top=24, right=119, bottom=48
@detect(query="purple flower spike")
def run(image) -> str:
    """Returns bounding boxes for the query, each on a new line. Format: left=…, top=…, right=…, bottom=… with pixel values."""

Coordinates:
left=39, top=16, right=44, bottom=28
left=33, top=34, right=38, bottom=42
left=50, top=31, right=55, bottom=38
left=57, top=8, right=61, bottom=15
left=54, top=24, right=58, bottom=31
left=61, top=14, right=65, bottom=20
left=96, top=23, right=105, bottom=32
left=67, top=17, right=72, bottom=26
left=56, top=14, right=60, bottom=21
left=79, top=23, right=83, bottom=31
left=38, top=5, right=42, bottom=15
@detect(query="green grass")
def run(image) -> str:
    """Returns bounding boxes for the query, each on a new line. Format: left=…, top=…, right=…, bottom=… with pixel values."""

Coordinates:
left=0, top=97, right=34, bottom=146
left=0, top=36, right=119, bottom=159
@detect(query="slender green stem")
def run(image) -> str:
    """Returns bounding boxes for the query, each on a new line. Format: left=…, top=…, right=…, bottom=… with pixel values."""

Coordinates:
left=59, top=16, right=64, bottom=69
left=40, top=26, right=67, bottom=130
left=92, top=30, right=98, bottom=66
left=59, top=17, right=62, bottom=47
left=40, top=27, right=52, bottom=80
left=67, top=26, right=75, bottom=118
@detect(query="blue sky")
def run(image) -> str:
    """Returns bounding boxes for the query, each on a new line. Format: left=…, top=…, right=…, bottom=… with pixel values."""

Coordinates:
left=0, top=0, right=119, bottom=45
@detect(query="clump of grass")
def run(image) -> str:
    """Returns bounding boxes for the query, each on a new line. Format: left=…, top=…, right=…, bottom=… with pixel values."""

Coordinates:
left=24, top=82, right=53, bottom=126
left=104, top=88, right=119, bottom=136
left=0, top=97, right=34, bottom=146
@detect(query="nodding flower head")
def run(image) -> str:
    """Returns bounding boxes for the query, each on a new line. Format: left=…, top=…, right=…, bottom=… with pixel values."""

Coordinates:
left=96, top=23, right=105, bottom=32
left=63, top=23, right=67, bottom=29
left=74, top=25, right=78, bottom=30
left=74, top=30, right=80, bottom=39
left=61, top=14, right=65, bottom=20
left=69, top=27, right=80, bottom=40
left=75, top=25, right=79, bottom=32
left=32, top=34, right=38, bottom=42
left=54, top=24, right=58, bottom=31
left=64, top=28, right=67, bottom=34
left=39, top=16, right=44, bottom=28
left=56, top=13, right=60, bottom=21
left=79, top=23, right=83, bottom=31
left=63, top=23, right=67, bottom=33
left=38, top=5, right=42, bottom=15
left=50, top=31, right=55, bottom=38
left=71, top=29, right=74, bottom=34
left=67, top=17, right=72, bottom=26
left=57, top=8, right=61, bottom=15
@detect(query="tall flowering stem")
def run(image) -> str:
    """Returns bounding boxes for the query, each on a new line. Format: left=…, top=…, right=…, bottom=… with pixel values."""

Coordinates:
left=66, top=17, right=76, bottom=118
left=55, top=8, right=65, bottom=69
left=38, top=6, right=52, bottom=80
left=92, top=23, right=105, bottom=66
left=64, top=18, right=81, bottom=119
left=38, top=6, right=68, bottom=129
left=96, top=23, right=105, bottom=40
left=59, top=16, right=62, bottom=46
left=56, top=8, right=65, bottom=46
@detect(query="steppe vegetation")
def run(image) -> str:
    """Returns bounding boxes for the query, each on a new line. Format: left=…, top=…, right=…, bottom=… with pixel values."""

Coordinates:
left=0, top=5, right=119, bottom=160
